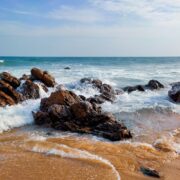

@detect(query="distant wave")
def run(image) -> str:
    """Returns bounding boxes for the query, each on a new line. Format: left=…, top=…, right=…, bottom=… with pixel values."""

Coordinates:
left=0, top=60, right=4, bottom=63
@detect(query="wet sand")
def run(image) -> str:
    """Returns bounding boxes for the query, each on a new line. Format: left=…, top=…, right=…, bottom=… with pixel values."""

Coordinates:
left=0, top=128, right=179, bottom=180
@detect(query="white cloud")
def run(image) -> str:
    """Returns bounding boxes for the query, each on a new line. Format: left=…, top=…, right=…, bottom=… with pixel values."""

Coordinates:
left=48, top=5, right=104, bottom=23
left=90, top=0, right=180, bottom=23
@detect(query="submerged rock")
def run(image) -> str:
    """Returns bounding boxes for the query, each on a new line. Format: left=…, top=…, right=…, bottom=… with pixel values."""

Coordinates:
left=34, top=89, right=132, bottom=141
left=146, top=80, right=164, bottom=90
left=64, top=67, right=71, bottom=70
left=168, top=82, right=180, bottom=103
left=123, top=80, right=164, bottom=93
left=80, top=78, right=118, bottom=104
left=31, top=68, right=55, bottom=87
left=123, top=85, right=145, bottom=93
left=140, top=167, right=160, bottom=178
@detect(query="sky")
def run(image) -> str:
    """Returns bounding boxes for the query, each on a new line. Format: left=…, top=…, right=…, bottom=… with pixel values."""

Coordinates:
left=0, top=0, right=180, bottom=56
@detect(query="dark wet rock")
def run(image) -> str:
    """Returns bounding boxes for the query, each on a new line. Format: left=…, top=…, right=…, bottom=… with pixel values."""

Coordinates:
left=21, top=80, right=40, bottom=100
left=146, top=80, right=164, bottom=90
left=33, top=111, right=50, bottom=125
left=0, top=80, right=23, bottom=103
left=40, top=90, right=81, bottom=111
left=34, top=90, right=132, bottom=141
left=31, top=68, right=55, bottom=87
left=19, top=74, right=31, bottom=81
left=168, top=82, right=180, bottom=103
left=80, top=78, right=117, bottom=103
left=123, top=85, right=145, bottom=93
left=80, top=78, right=103, bottom=89
left=87, top=95, right=106, bottom=104
left=123, top=80, right=164, bottom=94
left=115, top=89, right=124, bottom=95
left=79, top=95, right=86, bottom=101
left=140, top=167, right=160, bottom=178
left=0, top=72, right=20, bottom=89
left=64, top=67, right=71, bottom=70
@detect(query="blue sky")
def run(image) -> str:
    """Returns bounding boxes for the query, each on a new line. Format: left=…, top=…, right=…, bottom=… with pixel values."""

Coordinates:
left=0, top=0, right=180, bottom=56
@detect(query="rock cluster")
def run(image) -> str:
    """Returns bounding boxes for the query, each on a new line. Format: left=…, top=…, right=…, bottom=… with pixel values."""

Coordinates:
left=33, top=89, right=132, bottom=141
left=123, top=80, right=164, bottom=93
left=80, top=78, right=122, bottom=104
left=0, top=68, right=56, bottom=107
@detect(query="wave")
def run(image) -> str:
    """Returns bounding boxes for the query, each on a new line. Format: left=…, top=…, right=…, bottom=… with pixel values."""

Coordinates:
left=24, top=139, right=120, bottom=180
left=0, top=84, right=48, bottom=133
left=0, top=60, right=4, bottom=63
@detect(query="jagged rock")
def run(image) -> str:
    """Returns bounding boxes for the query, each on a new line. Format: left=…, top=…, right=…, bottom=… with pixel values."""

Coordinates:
left=80, top=78, right=117, bottom=103
left=0, top=72, right=20, bottom=89
left=71, top=102, right=96, bottom=119
left=140, top=167, right=160, bottom=178
left=168, top=82, right=180, bottom=103
left=34, top=90, right=132, bottom=141
left=40, top=90, right=81, bottom=111
left=146, top=80, right=164, bottom=90
left=123, top=85, right=145, bottom=93
left=0, top=80, right=22, bottom=103
left=21, top=80, right=40, bottom=100
left=31, top=68, right=55, bottom=87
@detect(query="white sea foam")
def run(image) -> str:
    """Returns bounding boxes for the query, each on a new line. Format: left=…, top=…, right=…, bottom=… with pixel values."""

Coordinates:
left=0, top=99, right=40, bottom=133
left=30, top=142, right=120, bottom=180
left=0, top=60, right=4, bottom=63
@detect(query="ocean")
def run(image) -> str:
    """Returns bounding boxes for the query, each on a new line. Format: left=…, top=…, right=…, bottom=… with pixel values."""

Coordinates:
left=0, top=57, right=180, bottom=179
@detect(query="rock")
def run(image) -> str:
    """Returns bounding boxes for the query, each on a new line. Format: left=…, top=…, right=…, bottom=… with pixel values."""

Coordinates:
left=19, top=74, right=31, bottom=81
left=123, top=80, right=164, bottom=94
left=140, top=167, right=160, bottom=178
left=40, top=90, right=81, bottom=111
left=0, top=72, right=20, bottom=89
left=34, top=90, right=132, bottom=141
left=64, top=67, right=70, bottom=70
left=146, top=80, right=164, bottom=90
left=79, top=95, right=86, bottom=101
left=168, top=82, right=180, bottom=103
left=71, top=102, right=96, bottom=119
left=0, top=91, right=15, bottom=106
left=0, top=80, right=22, bottom=103
left=31, top=68, right=55, bottom=87
left=87, top=95, right=106, bottom=104
left=33, top=111, right=50, bottom=125
left=80, top=78, right=103, bottom=89
left=21, top=80, right=40, bottom=100
left=80, top=78, right=117, bottom=103
left=123, top=85, right=145, bottom=93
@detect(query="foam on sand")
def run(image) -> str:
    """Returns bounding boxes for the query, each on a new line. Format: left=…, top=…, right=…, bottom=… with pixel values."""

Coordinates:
left=25, top=139, right=121, bottom=180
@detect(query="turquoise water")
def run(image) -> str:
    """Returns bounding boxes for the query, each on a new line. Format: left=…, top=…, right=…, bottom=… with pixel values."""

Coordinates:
left=0, top=57, right=180, bottom=141
left=0, top=57, right=180, bottom=87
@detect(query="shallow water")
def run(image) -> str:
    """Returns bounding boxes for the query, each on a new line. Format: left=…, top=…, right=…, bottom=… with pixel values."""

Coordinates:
left=0, top=57, right=180, bottom=179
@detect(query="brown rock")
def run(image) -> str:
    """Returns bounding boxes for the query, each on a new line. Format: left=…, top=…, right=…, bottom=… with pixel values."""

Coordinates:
left=0, top=72, right=20, bottom=89
left=0, top=91, right=15, bottom=106
left=0, top=80, right=22, bottom=103
left=31, top=68, right=55, bottom=87
left=40, top=90, right=81, bottom=111
left=146, top=80, right=164, bottom=90
left=21, top=80, right=40, bottom=100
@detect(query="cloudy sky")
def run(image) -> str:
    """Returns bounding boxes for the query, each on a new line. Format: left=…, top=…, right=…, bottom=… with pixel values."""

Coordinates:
left=0, top=0, right=180, bottom=56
